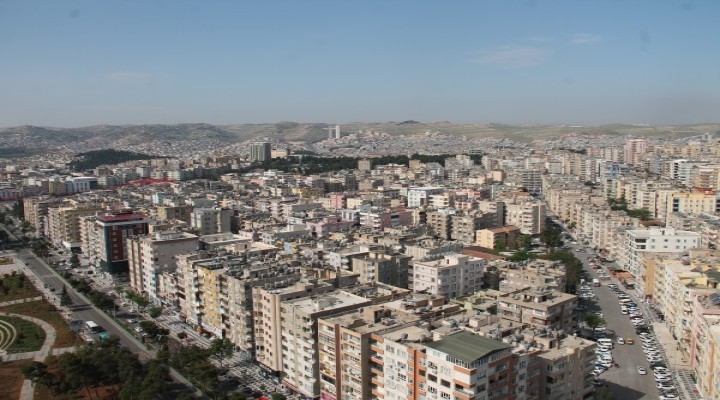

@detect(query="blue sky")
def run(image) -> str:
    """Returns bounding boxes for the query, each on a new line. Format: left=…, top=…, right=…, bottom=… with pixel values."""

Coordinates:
left=0, top=0, right=718, bottom=127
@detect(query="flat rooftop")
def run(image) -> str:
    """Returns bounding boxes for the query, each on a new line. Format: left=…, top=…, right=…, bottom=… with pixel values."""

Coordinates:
left=285, top=290, right=370, bottom=315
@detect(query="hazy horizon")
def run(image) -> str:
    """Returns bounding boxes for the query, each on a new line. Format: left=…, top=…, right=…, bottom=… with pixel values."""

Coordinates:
left=1, top=1, right=718, bottom=127
left=2, top=120, right=720, bottom=131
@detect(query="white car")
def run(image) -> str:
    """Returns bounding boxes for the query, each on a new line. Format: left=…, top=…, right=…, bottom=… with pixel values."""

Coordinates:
left=659, top=394, right=679, bottom=400
left=637, top=366, right=647, bottom=375
left=617, top=337, right=625, bottom=345
left=657, top=383, right=675, bottom=391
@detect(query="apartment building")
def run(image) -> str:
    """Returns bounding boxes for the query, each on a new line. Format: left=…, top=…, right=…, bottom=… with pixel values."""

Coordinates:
left=82, top=211, right=150, bottom=274
left=411, top=254, right=486, bottom=299
left=618, top=227, right=701, bottom=298
left=493, top=259, right=567, bottom=293
left=476, top=225, right=521, bottom=251
left=126, top=231, right=198, bottom=301
left=691, top=294, right=720, bottom=399
left=317, top=305, right=423, bottom=400
left=176, top=252, right=303, bottom=354
left=47, top=202, right=103, bottom=249
left=427, top=209, right=455, bottom=240
left=281, top=292, right=372, bottom=399
left=505, top=201, right=546, bottom=235
left=665, top=191, right=720, bottom=221
left=424, top=331, right=517, bottom=400
left=253, top=280, right=340, bottom=378
left=157, top=204, right=193, bottom=223
left=652, top=258, right=717, bottom=350
left=407, top=187, right=445, bottom=208
left=351, top=250, right=411, bottom=288
left=191, top=207, right=233, bottom=235
left=535, top=335, right=596, bottom=400
left=358, top=208, right=413, bottom=230
left=451, top=212, right=500, bottom=244
left=624, top=138, right=647, bottom=166
left=23, top=196, right=65, bottom=231
left=497, top=287, right=577, bottom=332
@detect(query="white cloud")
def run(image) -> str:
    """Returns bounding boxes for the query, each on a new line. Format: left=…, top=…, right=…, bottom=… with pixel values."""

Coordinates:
left=471, top=46, right=549, bottom=67
left=572, top=33, right=602, bottom=44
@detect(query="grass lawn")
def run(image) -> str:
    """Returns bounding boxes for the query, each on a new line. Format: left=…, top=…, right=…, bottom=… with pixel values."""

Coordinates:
left=0, top=272, right=41, bottom=302
left=0, top=359, right=32, bottom=400
left=0, top=315, right=45, bottom=353
left=0, top=300, right=83, bottom=348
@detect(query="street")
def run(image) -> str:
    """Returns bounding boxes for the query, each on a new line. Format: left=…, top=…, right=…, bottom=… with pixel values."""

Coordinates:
left=573, top=247, right=662, bottom=399
left=12, top=248, right=205, bottom=397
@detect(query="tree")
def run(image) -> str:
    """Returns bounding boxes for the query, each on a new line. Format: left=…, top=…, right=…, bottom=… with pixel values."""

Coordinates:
left=148, top=306, right=163, bottom=318
left=22, top=361, right=50, bottom=386
left=539, top=227, right=563, bottom=248
left=515, top=234, right=532, bottom=251
left=507, top=250, right=534, bottom=262
left=60, top=285, right=73, bottom=307
left=209, top=338, right=235, bottom=368
left=70, top=253, right=80, bottom=268
left=583, top=313, right=605, bottom=332
left=494, top=236, right=507, bottom=252
left=542, top=249, right=583, bottom=293
left=271, top=394, right=287, bottom=400
left=125, top=290, right=151, bottom=311
left=88, top=291, right=115, bottom=311
left=595, top=387, right=614, bottom=400
left=12, top=200, right=24, bottom=219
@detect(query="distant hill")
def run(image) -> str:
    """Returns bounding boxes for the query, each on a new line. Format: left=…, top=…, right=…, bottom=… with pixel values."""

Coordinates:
left=1, top=122, right=718, bottom=158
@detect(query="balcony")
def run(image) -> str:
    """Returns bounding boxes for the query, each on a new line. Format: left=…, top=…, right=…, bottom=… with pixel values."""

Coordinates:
left=454, top=387, right=475, bottom=399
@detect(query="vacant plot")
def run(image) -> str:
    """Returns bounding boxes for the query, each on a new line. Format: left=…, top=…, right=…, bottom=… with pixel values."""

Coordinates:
left=0, top=315, right=45, bottom=353
left=0, top=300, right=82, bottom=348
left=0, top=359, right=32, bottom=400
left=0, top=272, right=40, bottom=302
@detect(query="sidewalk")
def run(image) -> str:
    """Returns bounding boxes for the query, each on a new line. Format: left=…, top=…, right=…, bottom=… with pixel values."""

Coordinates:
left=0, top=311, right=58, bottom=400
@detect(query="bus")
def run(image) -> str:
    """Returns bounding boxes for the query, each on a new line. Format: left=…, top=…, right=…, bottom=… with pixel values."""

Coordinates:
left=85, top=320, right=102, bottom=333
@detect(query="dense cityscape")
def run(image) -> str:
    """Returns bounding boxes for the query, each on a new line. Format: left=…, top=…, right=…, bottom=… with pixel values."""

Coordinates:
left=0, top=128, right=719, bottom=400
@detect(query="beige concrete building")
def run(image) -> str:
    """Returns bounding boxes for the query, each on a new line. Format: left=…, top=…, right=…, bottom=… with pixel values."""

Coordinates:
left=127, top=231, right=198, bottom=301
left=476, top=225, right=521, bottom=250
left=281, top=291, right=372, bottom=398
left=492, top=259, right=567, bottom=293
left=535, top=335, right=596, bottom=400
left=505, top=201, right=546, bottom=235
left=157, top=204, right=193, bottom=223
left=497, top=287, right=577, bottom=332
left=350, top=250, right=411, bottom=288
left=47, top=201, right=103, bottom=249
left=411, top=254, right=486, bottom=299
left=253, top=279, right=337, bottom=376
left=23, top=196, right=65, bottom=232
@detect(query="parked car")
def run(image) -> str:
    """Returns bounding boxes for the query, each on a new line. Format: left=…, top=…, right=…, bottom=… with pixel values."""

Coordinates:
left=637, top=367, right=647, bottom=375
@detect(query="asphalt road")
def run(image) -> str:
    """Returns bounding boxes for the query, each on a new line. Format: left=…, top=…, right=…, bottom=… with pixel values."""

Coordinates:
left=570, top=247, right=662, bottom=400
left=16, top=248, right=151, bottom=356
